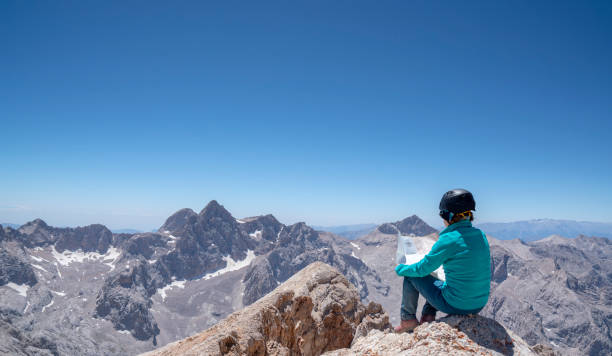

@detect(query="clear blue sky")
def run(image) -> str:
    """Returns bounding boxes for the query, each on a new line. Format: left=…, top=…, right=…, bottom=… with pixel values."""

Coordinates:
left=1, top=1, right=611, bottom=230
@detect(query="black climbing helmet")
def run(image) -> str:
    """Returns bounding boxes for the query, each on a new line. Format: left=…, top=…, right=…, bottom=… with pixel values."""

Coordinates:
left=439, top=189, right=476, bottom=214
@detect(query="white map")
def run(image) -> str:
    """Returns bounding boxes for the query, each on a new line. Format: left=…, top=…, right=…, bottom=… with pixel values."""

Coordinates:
left=397, top=234, right=445, bottom=281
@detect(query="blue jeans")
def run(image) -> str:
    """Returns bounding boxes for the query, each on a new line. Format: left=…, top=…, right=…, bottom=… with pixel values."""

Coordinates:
left=401, top=275, right=483, bottom=320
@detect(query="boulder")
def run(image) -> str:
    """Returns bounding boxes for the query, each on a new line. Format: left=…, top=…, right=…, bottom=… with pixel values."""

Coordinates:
left=324, top=314, right=553, bottom=356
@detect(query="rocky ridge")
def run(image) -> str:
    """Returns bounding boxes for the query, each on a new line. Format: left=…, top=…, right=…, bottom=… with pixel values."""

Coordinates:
left=142, top=262, right=544, bottom=356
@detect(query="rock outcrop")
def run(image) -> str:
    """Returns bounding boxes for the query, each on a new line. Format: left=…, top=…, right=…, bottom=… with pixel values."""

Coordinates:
left=325, top=314, right=548, bottom=356
left=141, top=262, right=391, bottom=356
left=142, top=262, right=545, bottom=356
left=241, top=222, right=386, bottom=306
left=0, top=249, right=37, bottom=287
left=95, top=259, right=170, bottom=342
left=162, top=200, right=255, bottom=280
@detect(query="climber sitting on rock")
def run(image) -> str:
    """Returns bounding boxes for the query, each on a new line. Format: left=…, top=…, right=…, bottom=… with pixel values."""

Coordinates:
left=394, top=189, right=491, bottom=333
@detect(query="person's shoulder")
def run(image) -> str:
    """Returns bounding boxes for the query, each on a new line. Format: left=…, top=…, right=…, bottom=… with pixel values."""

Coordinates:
left=467, top=225, right=487, bottom=238
left=438, top=230, right=462, bottom=244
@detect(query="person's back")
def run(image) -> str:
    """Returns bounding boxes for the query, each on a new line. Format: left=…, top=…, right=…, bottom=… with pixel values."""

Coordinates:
left=394, top=188, right=491, bottom=333
left=438, top=219, right=490, bottom=310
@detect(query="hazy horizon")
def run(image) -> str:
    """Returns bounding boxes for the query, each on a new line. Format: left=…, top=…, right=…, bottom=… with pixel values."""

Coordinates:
left=3, top=201, right=612, bottom=233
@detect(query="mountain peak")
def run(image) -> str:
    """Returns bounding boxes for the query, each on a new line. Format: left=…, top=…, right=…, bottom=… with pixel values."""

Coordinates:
left=159, top=208, right=197, bottom=233
left=18, top=218, right=49, bottom=234
left=198, top=200, right=233, bottom=221
left=377, top=215, right=437, bottom=236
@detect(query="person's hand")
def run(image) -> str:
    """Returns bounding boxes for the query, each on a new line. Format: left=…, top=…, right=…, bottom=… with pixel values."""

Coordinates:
left=395, top=264, right=405, bottom=276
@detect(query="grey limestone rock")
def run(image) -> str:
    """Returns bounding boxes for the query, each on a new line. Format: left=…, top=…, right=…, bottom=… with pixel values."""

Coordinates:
left=0, top=249, right=37, bottom=287
left=325, top=314, right=541, bottom=356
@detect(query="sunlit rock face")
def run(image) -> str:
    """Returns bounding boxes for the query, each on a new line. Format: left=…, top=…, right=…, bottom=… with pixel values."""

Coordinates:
left=325, top=314, right=545, bottom=356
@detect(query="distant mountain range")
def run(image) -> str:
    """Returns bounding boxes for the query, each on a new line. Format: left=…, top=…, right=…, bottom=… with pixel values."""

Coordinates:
left=6, top=218, right=611, bottom=242
left=1, top=223, right=147, bottom=235
left=476, top=219, right=612, bottom=241
left=2, top=209, right=610, bottom=355
left=0, top=223, right=20, bottom=229
left=313, top=218, right=612, bottom=241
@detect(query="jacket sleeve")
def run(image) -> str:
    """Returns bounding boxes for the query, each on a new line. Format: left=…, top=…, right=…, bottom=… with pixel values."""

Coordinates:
left=395, top=237, right=456, bottom=277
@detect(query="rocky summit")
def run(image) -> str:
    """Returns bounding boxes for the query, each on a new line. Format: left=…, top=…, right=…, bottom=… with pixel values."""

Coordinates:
left=325, top=314, right=548, bottom=356
left=142, top=262, right=390, bottom=356
left=142, top=262, right=545, bottom=356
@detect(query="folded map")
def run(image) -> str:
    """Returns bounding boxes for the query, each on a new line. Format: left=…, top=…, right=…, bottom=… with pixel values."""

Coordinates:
left=396, top=234, right=446, bottom=281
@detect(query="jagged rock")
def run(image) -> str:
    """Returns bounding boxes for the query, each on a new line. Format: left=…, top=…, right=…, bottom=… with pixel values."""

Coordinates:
left=17, top=219, right=54, bottom=247
left=141, top=262, right=391, bottom=356
left=55, top=224, right=112, bottom=253
left=325, top=314, right=541, bottom=356
left=240, top=215, right=283, bottom=255
left=0, top=310, right=59, bottom=356
left=165, top=201, right=254, bottom=280
left=241, top=215, right=283, bottom=243
left=159, top=208, right=197, bottom=233
left=123, top=233, right=169, bottom=259
left=241, top=223, right=382, bottom=306
left=95, top=260, right=170, bottom=342
left=242, top=258, right=277, bottom=306
left=0, top=249, right=37, bottom=287
left=13, top=219, right=113, bottom=253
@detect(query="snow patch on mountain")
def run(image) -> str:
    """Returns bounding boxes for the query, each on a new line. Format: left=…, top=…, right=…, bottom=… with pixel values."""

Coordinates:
left=30, top=255, right=47, bottom=263
left=5, top=282, right=29, bottom=297
left=157, top=280, right=186, bottom=301
left=31, top=264, right=47, bottom=273
left=249, top=230, right=262, bottom=240
left=201, top=250, right=256, bottom=281
left=48, top=245, right=121, bottom=271
left=102, top=246, right=121, bottom=271
left=41, top=299, right=54, bottom=313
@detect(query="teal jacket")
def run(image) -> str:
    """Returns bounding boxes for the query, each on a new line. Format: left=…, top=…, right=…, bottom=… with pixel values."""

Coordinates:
left=395, top=219, right=491, bottom=310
